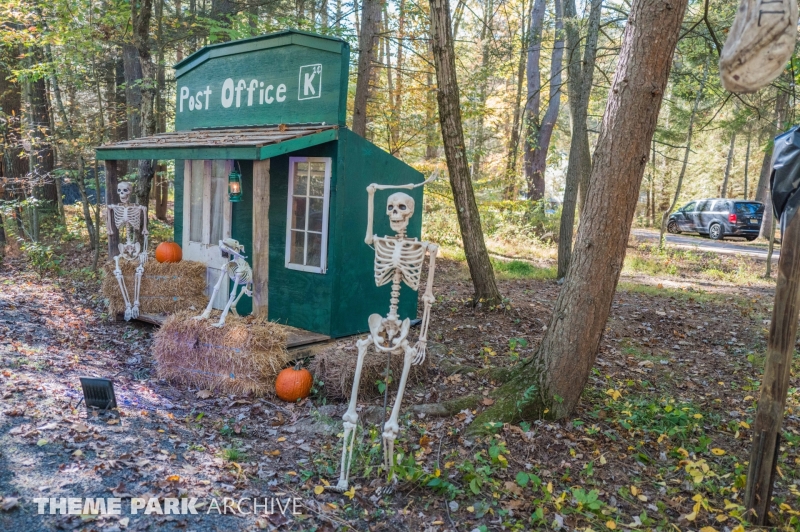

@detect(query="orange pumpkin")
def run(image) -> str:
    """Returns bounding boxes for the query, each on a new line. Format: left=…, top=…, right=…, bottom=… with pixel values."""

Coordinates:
left=155, top=241, right=182, bottom=263
left=275, top=365, right=313, bottom=402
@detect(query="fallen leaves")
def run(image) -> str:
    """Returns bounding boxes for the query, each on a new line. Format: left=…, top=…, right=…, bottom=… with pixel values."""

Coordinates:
left=0, top=497, right=19, bottom=511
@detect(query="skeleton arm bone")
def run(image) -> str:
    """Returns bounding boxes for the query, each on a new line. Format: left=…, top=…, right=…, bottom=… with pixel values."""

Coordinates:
left=413, top=243, right=438, bottom=365
left=365, top=172, right=439, bottom=245
left=140, top=205, right=149, bottom=261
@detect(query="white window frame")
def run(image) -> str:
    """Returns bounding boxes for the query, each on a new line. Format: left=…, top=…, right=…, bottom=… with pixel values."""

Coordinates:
left=285, top=156, right=332, bottom=274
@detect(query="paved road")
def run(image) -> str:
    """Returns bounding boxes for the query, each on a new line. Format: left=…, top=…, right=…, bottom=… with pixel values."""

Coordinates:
left=631, top=229, right=780, bottom=260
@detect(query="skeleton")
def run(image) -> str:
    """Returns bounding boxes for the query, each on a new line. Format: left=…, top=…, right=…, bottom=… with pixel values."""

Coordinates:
left=106, top=182, right=149, bottom=321
left=194, top=238, right=253, bottom=328
left=333, top=176, right=438, bottom=492
left=719, top=0, right=797, bottom=93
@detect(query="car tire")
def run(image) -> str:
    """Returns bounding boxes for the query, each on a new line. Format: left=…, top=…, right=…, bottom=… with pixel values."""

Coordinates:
left=667, top=221, right=680, bottom=234
left=709, top=223, right=723, bottom=240
left=745, top=235, right=758, bottom=241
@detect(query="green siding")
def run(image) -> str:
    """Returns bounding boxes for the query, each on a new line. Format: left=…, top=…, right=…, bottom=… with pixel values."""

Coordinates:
left=267, top=142, right=338, bottom=334
left=329, top=129, right=424, bottom=338
left=231, top=161, right=254, bottom=316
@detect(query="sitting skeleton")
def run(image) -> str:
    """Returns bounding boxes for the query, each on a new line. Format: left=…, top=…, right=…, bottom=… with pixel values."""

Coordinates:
left=194, top=238, right=253, bottom=328
left=106, top=182, right=149, bottom=321
left=333, top=184, right=438, bottom=492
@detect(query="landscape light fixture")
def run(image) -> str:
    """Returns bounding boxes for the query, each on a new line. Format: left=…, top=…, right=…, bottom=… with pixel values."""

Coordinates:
left=79, top=377, right=119, bottom=418
left=228, top=165, right=243, bottom=202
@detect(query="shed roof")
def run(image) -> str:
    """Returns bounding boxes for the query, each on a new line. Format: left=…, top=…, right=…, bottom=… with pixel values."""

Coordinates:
left=95, top=124, right=338, bottom=161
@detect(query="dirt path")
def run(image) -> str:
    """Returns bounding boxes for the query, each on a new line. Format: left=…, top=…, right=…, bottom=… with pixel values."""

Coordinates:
left=632, top=228, right=779, bottom=259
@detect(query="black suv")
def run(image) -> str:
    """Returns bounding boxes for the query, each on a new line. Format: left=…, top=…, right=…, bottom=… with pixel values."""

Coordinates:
left=667, top=199, right=764, bottom=241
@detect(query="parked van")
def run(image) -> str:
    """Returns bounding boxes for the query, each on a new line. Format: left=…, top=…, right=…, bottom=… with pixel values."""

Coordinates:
left=667, top=199, right=764, bottom=241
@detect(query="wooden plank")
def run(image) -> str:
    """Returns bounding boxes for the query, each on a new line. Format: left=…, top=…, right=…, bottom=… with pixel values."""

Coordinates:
left=252, top=159, right=270, bottom=318
left=744, top=211, right=800, bottom=524
left=105, top=161, right=119, bottom=259
left=286, top=331, right=331, bottom=349
left=257, top=129, right=338, bottom=160
left=96, top=145, right=261, bottom=161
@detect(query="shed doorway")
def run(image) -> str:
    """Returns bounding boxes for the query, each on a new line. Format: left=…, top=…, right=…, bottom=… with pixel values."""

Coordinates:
left=182, top=159, right=233, bottom=310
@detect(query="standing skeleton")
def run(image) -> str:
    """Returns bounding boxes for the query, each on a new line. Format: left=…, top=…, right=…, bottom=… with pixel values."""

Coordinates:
left=194, top=238, right=253, bottom=328
left=334, top=178, right=438, bottom=492
left=107, top=182, right=149, bottom=321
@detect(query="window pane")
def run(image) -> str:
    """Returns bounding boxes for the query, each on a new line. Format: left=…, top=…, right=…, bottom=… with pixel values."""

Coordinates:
left=294, top=163, right=308, bottom=195
left=189, top=162, right=204, bottom=242
left=306, top=233, right=322, bottom=267
left=291, top=230, right=305, bottom=264
left=209, top=169, right=226, bottom=245
left=309, top=171, right=325, bottom=197
left=292, top=197, right=307, bottom=229
left=308, top=198, right=323, bottom=232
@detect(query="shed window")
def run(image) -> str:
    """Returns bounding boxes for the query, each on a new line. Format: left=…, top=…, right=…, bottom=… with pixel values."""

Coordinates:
left=285, top=157, right=331, bottom=273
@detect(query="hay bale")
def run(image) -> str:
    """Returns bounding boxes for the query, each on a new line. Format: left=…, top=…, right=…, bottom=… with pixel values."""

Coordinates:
left=310, top=344, right=427, bottom=400
left=152, top=311, right=290, bottom=396
left=101, top=260, right=208, bottom=316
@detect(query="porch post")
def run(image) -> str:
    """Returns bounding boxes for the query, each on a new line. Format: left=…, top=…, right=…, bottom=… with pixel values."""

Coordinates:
left=252, top=159, right=270, bottom=318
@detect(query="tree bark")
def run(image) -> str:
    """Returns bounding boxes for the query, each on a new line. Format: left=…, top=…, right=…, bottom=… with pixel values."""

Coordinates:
left=474, top=0, right=688, bottom=425
left=132, top=0, right=157, bottom=211
left=471, top=0, right=494, bottom=182
left=557, top=0, right=601, bottom=278
left=524, top=0, right=564, bottom=200
left=430, top=0, right=502, bottom=305
left=721, top=133, right=736, bottom=198
left=352, top=0, right=381, bottom=137
left=744, top=134, right=751, bottom=199
left=503, top=2, right=528, bottom=201
left=659, top=58, right=709, bottom=248
left=521, top=0, right=545, bottom=196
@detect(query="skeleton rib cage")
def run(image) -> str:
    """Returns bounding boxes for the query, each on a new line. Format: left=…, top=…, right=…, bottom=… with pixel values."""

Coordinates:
left=373, top=237, right=427, bottom=290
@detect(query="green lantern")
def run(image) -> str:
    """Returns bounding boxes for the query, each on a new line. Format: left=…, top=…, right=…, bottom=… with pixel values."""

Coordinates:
left=228, top=168, right=242, bottom=202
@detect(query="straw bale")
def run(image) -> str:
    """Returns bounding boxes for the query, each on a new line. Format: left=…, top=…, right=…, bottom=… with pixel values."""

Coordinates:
left=101, top=260, right=208, bottom=316
left=310, top=344, right=427, bottom=400
left=152, top=311, right=290, bottom=396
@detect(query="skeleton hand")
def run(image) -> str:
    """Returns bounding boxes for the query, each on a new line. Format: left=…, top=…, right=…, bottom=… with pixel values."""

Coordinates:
left=412, top=340, right=426, bottom=365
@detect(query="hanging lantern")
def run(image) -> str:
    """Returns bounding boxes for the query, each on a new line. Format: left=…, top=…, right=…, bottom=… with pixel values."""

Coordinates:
left=228, top=168, right=242, bottom=202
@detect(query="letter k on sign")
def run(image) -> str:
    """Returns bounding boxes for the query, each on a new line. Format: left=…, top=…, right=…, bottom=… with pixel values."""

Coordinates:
left=298, top=64, right=322, bottom=100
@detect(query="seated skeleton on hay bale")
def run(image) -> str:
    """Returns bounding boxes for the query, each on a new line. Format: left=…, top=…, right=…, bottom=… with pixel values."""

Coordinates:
left=194, top=238, right=253, bottom=328
left=106, top=181, right=149, bottom=320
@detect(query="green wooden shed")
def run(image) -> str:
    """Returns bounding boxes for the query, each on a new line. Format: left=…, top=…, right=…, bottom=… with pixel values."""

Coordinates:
left=96, top=29, right=424, bottom=340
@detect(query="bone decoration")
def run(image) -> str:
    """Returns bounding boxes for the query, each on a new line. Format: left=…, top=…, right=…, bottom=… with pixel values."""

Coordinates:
left=332, top=174, right=439, bottom=492
left=107, top=182, right=149, bottom=320
left=194, top=238, right=253, bottom=328
left=719, top=0, right=798, bottom=93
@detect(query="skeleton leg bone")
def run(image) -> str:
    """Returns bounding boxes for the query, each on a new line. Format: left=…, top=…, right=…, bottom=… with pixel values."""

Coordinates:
left=213, top=273, right=241, bottom=328
left=194, top=269, right=227, bottom=321
left=113, top=255, right=133, bottom=321
left=132, top=256, right=145, bottom=320
left=382, top=341, right=416, bottom=480
left=332, top=337, right=372, bottom=492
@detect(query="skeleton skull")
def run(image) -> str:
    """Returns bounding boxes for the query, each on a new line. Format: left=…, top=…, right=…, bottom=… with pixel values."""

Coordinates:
left=387, top=192, right=414, bottom=234
left=117, top=182, right=133, bottom=204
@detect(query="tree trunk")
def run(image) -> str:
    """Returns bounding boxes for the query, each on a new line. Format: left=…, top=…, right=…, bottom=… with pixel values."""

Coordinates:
left=659, top=58, right=709, bottom=248
left=154, top=163, right=168, bottom=220
left=106, top=160, right=120, bottom=259
left=744, top=134, right=751, bottom=199
left=75, top=156, right=98, bottom=249
left=721, top=133, right=736, bottom=198
left=557, top=0, right=602, bottom=278
left=132, top=0, right=157, bottom=211
left=388, top=0, right=406, bottom=154
left=352, top=0, right=381, bottom=137
left=114, top=57, right=128, bottom=176
left=430, top=0, right=502, bottom=305
left=425, top=38, right=438, bottom=160
left=503, top=2, right=528, bottom=201
left=525, top=0, right=564, bottom=200
left=471, top=0, right=494, bottom=182
left=522, top=0, right=545, bottom=197
left=474, top=0, right=688, bottom=425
